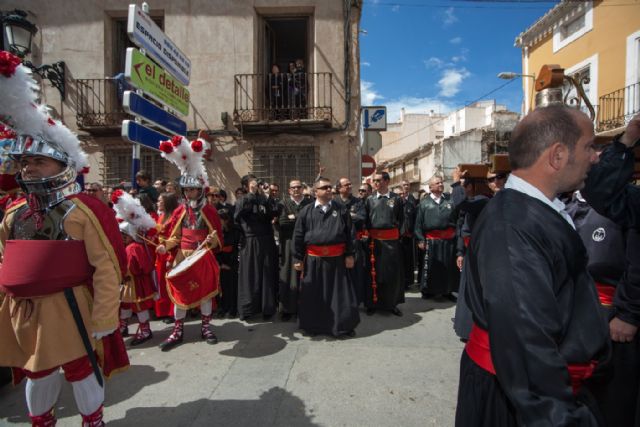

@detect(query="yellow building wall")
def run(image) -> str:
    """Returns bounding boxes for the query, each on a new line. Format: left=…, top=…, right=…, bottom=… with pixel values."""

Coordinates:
left=523, top=1, right=640, bottom=111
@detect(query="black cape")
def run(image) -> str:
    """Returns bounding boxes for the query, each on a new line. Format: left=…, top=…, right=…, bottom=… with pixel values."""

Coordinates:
left=234, top=193, right=279, bottom=318
left=293, top=200, right=360, bottom=336
left=215, top=224, right=242, bottom=316
left=456, top=189, right=610, bottom=427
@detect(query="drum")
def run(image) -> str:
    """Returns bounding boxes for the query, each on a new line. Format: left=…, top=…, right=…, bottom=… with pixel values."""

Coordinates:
left=166, top=248, right=220, bottom=309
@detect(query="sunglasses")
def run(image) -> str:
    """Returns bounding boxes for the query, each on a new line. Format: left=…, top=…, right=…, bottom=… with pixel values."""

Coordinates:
left=290, top=185, right=302, bottom=189
left=372, top=179, right=382, bottom=183
left=316, top=185, right=332, bottom=191
left=487, top=174, right=507, bottom=183
left=358, top=189, right=367, bottom=193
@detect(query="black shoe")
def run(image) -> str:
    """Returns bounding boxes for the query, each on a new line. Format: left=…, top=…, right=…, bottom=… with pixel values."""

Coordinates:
left=421, top=293, right=434, bottom=300
left=162, top=317, right=175, bottom=324
left=239, top=314, right=250, bottom=321
left=366, top=308, right=376, bottom=316
left=391, top=307, right=403, bottom=317
left=159, top=335, right=183, bottom=352
left=227, top=312, right=238, bottom=319
left=445, top=293, right=458, bottom=302
left=345, top=330, right=356, bottom=337
left=262, top=314, right=273, bottom=321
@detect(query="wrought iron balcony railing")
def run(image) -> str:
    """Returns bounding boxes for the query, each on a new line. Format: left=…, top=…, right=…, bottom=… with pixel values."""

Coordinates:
left=75, top=78, right=130, bottom=131
left=234, top=72, right=332, bottom=126
left=597, top=81, right=640, bottom=133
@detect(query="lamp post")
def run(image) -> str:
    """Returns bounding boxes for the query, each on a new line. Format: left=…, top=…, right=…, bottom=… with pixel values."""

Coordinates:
left=1, top=9, right=66, bottom=100
left=497, top=71, right=535, bottom=115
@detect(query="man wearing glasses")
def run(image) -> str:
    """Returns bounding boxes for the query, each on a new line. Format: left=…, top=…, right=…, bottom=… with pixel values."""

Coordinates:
left=278, top=180, right=313, bottom=321
left=292, top=177, right=359, bottom=337
left=364, top=172, right=404, bottom=316
left=85, top=182, right=107, bottom=205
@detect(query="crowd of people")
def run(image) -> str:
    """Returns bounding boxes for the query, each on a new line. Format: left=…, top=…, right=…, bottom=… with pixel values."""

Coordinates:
left=1, top=48, right=640, bottom=426
left=266, top=59, right=308, bottom=120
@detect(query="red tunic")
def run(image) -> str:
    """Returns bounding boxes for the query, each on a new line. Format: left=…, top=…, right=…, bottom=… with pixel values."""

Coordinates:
left=154, top=213, right=175, bottom=317
left=121, top=241, right=156, bottom=312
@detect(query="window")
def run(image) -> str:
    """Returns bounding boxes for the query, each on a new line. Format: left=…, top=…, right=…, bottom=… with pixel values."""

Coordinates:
left=111, top=15, right=163, bottom=75
left=103, top=145, right=168, bottom=187
left=626, top=30, right=640, bottom=119
left=251, top=146, right=317, bottom=193
left=553, top=2, right=593, bottom=53
left=262, top=17, right=309, bottom=76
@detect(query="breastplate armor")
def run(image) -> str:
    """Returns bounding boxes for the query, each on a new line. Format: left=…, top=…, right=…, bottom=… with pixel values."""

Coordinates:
left=10, top=199, right=75, bottom=240
left=181, top=207, right=208, bottom=231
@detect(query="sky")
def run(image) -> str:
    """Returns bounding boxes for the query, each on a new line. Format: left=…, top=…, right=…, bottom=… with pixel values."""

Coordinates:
left=360, top=0, right=563, bottom=122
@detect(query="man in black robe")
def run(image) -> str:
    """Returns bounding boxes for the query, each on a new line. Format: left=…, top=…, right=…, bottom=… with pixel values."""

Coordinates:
left=583, top=113, right=640, bottom=227
left=456, top=105, right=610, bottom=426
left=234, top=175, right=280, bottom=320
left=364, top=172, right=404, bottom=316
left=400, top=180, right=418, bottom=288
left=278, top=179, right=313, bottom=321
left=566, top=191, right=640, bottom=427
left=292, top=177, right=360, bottom=337
left=415, top=176, right=458, bottom=299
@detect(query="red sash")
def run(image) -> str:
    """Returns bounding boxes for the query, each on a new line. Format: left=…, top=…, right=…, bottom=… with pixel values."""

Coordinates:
left=463, top=236, right=471, bottom=248
left=425, top=227, right=456, bottom=240
left=181, top=228, right=208, bottom=250
left=221, top=245, right=234, bottom=253
left=306, top=243, right=346, bottom=257
left=369, top=228, right=399, bottom=240
left=595, top=282, right=615, bottom=307
left=465, top=323, right=597, bottom=394
left=0, top=240, right=93, bottom=297
left=356, top=230, right=369, bottom=240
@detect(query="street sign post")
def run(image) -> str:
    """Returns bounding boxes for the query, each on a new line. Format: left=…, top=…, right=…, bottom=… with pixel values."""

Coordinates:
left=127, top=3, right=191, bottom=86
left=122, top=120, right=169, bottom=152
left=362, top=154, right=377, bottom=177
left=124, top=47, right=190, bottom=116
left=123, top=91, right=186, bottom=136
left=362, top=106, right=387, bottom=131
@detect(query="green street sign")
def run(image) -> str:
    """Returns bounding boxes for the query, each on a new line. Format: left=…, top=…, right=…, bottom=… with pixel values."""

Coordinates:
left=124, top=47, right=190, bottom=116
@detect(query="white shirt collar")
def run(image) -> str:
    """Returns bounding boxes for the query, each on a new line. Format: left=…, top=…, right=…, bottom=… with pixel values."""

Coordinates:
left=430, top=192, right=442, bottom=204
left=376, top=191, right=391, bottom=199
left=505, top=174, right=575, bottom=229
left=314, top=200, right=330, bottom=212
left=291, top=196, right=303, bottom=205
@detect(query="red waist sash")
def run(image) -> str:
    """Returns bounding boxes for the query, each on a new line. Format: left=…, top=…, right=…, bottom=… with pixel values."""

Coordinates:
left=465, top=323, right=597, bottom=394
left=307, top=243, right=346, bottom=257
left=425, top=227, right=456, bottom=240
left=0, top=240, right=93, bottom=297
left=369, top=228, right=399, bottom=240
left=463, top=236, right=471, bottom=248
left=595, top=282, right=615, bottom=307
left=221, top=245, right=234, bottom=253
left=181, top=228, right=207, bottom=250
left=356, top=230, right=369, bottom=240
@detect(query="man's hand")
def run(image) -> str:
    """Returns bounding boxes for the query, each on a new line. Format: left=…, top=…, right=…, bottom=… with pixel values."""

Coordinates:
left=452, top=166, right=462, bottom=183
left=345, top=255, right=355, bottom=269
left=610, top=317, right=638, bottom=342
left=620, top=113, right=640, bottom=147
left=205, top=231, right=219, bottom=249
left=418, top=241, right=426, bottom=250
left=456, top=256, right=464, bottom=271
left=293, top=262, right=303, bottom=271
left=156, top=244, right=167, bottom=255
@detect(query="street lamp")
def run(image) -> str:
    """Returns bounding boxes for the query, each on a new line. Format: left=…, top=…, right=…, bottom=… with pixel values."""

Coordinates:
left=497, top=71, right=536, bottom=114
left=1, top=9, right=65, bottom=100
left=1, top=9, right=37, bottom=57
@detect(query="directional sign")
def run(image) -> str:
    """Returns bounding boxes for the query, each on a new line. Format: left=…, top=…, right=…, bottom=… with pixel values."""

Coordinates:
left=121, top=120, right=169, bottom=152
left=125, top=48, right=190, bottom=116
left=123, top=91, right=186, bottom=136
left=127, top=4, right=191, bottom=85
left=362, top=154, right=376, bottom=177
left=362, top=106, right=387, bottom=131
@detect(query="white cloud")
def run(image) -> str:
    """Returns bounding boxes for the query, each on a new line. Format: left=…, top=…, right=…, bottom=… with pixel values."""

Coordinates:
left=438, top=68, right=470, bottom=98
left=385, top=97, right=453, bottom=123
left=362, top=61, right=371, bottom=67
left=391, top=5, right=400, bottom=12
left=361, top=80, right=383, bottom=106
left=443, top=7, right=458, bottom=27
left=424, top=57, right=446, bottom=69
left=449, top=37, right=462, bottom=45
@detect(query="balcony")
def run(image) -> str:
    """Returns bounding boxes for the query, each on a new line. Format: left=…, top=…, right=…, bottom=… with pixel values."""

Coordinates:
left=596, top=81, right=640, bottom=135
left=234, top=72, right=333, bottom=131
left=75, top=78, right=131, bottom=133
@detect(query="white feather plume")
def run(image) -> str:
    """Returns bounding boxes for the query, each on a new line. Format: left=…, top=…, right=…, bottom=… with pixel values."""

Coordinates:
left=112, top=191, right=156, bottom=234
left=158, top=136, right=209, bottom=186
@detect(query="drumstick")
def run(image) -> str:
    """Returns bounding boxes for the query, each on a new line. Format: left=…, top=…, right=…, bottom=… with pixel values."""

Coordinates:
left=136, top=233, right=158, bottom=247
left=194, top=230, right=219, bottom=252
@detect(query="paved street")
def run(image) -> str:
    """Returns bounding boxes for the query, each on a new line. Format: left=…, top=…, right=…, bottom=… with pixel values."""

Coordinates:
left=0, top=290, right=463, bottom=427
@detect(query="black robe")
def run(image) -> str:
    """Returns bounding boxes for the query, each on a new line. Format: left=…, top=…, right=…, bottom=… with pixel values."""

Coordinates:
left=414, top=194, right=459, bottom=296
left=234, top=192, right=279, bottom=318
left=365, top=193, right=405, bottom=310
left=216, top=224, right=242, bottom=316
left=293, top=201, right=360, bottom=336
left=456, top=189, right=610, bottom=427
left=400, top=194, right=418, bottom=286
left=583, top=138, right=640, bottom=228
left=567, top=196, right=640, bottom=427
left=278, top=196, right=313, bottom=315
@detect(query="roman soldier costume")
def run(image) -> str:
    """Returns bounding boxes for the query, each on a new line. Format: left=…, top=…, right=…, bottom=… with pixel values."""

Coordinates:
left=157, top=136, right=223, bottom=351
left=0, top=51, right=128, bottom=427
